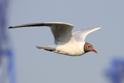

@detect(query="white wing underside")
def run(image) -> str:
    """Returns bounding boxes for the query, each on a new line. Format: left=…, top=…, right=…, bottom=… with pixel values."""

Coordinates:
left=73, top=27, right=101, bottom=41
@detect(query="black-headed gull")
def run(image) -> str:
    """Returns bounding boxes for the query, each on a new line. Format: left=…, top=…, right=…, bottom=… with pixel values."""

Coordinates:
left=9, top=22, right=101, bottom=56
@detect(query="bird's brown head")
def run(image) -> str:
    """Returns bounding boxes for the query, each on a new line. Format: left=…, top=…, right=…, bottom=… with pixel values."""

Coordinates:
left=84, top=42, right=97, bottom=54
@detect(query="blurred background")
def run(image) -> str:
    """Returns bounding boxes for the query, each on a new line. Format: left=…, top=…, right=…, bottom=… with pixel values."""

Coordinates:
left=0, top=0, right=124, bottom=83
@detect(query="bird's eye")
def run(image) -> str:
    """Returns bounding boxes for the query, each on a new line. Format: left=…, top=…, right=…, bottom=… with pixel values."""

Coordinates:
left=88, top=45, right=91, bottom=48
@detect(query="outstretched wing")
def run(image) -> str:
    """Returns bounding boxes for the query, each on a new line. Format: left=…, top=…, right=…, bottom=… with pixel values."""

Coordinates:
left=9, top=22, right=74, bottom=44
left=73, top=27, right=101, bottom=41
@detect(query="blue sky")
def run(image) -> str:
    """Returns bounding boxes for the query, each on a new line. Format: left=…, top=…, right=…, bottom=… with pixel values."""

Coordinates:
left=8, top=0, right=124, bottom=83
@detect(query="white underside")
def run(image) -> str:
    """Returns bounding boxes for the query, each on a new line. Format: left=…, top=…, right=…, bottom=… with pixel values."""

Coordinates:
left=56, top=39, right=85, bottom=56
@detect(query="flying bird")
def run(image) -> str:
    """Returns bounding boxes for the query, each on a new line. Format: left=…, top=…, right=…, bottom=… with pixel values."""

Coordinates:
left=9, top=22, right=101, bottom=56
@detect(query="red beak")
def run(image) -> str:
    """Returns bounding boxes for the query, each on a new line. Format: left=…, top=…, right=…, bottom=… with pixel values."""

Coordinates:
left=92, top=48, right=97, bottom=53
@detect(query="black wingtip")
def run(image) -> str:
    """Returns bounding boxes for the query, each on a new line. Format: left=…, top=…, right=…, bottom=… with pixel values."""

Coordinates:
left=8, top=26, right=13, bottom=28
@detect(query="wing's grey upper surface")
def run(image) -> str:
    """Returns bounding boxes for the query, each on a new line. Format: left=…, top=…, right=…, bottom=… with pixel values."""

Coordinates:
left=9, top=22, right=74, bottom=44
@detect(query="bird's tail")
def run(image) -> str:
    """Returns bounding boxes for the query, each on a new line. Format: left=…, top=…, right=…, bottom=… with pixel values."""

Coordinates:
left=36, top=46, right=56, bottom=52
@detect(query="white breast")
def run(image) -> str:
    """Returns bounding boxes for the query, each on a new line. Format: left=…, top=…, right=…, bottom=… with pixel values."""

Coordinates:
left=56, top=39, right=85, bottom=56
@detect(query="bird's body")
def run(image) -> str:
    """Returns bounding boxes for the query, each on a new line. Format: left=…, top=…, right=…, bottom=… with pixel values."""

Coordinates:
left=36, top=37, right=85, bottom=56
left=9, top=22, right=101, bottom=56
left=55, top=39, right=85, bottom=56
